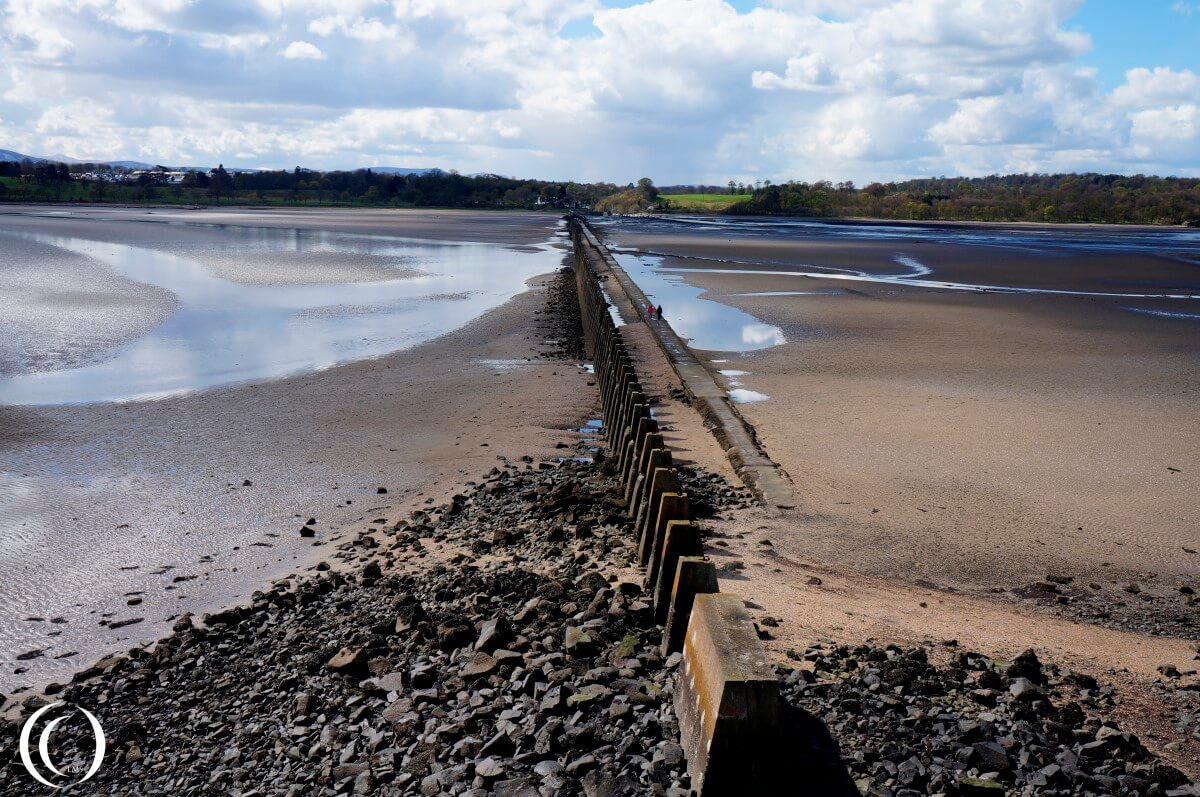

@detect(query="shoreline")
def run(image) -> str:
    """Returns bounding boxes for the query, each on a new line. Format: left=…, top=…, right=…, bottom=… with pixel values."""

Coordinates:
left=0, top=201, right=572, bottom=217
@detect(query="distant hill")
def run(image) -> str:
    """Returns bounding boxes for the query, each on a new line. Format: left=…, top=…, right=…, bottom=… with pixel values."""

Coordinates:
left=0, top=148, right=41, bottom=162
left=1, top=148, right=159, bottom=168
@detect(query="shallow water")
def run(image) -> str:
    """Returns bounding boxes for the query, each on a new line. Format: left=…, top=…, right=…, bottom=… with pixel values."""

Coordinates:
left=609, top=250, right=785, bottom=351
left=597, top=213, right=1200, bottom=259
left=595, top=216, right=1200, bottom=343
left=660, top=260, right=1200, bottom=300
left=0, top=226, right=562, bottom=405
left=0, top=209, right=567, bottom=690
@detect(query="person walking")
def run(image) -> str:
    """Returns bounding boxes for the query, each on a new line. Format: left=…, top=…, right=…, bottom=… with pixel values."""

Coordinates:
left=656, top=304, right=664, bottom=320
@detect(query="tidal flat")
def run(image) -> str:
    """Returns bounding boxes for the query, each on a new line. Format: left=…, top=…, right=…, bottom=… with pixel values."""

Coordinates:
left=595, top=215, right=1200, bottom=612
left=0, top=206, right=585, bottom=690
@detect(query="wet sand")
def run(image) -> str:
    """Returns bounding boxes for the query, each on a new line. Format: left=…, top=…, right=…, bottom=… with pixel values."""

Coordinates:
left=721, top=281, right=1198, bottom=592
left=0, top=207, right=591, bottom=691
left=597, top=218, right=1200, bottom=597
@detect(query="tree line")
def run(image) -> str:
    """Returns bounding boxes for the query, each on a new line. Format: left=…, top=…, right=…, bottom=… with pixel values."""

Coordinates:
left=2, top=159, right=1198, bottom=225
left=721, top=174, right=1200, bottom=225
left=0, top=160, right=617, bottom=210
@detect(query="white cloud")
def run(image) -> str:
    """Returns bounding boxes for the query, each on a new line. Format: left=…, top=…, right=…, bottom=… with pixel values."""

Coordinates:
left=0, top=0, right=1195, bottom=181
left=279, top=40, right=327, bottom=60
left=308, top=13, right=411, bottom=45
left=1110, top=67, right=1200, bottom=108
left=752, top=54, right=838, bottom=92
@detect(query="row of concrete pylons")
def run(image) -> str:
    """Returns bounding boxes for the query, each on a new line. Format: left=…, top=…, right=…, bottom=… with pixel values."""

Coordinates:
left=569, top=217, right=789, bottom=796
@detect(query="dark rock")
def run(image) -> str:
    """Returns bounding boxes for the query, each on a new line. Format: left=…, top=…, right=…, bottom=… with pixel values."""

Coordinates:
left=475, top=617, right=511, bottom=653
left=462, top=652, right=499, bottom=679
left=327, top=646, right=369, bottom=675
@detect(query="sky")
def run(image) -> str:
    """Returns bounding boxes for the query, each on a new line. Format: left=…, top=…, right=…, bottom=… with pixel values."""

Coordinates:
left=0, top=0, right=1197, bottom=184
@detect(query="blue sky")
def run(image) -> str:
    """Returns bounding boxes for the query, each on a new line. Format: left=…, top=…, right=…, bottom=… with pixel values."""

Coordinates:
left=1070, top=0, right=1200, bottom=90
left=0, top=0, right=1197, bottom=183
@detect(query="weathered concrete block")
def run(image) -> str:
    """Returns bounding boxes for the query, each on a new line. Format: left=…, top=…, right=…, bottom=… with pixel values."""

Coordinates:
left=615, top=404, right=647, bottom=474
left=629, top=448, right=672, bottom=522
left=675, top=593, right=784, bottom=795
left=636, top=469, right=681, bottom=560
left=644, top=492, right=690, bottom=589
left=616, top=409, right=645, bottom=473
left=602, top=366, right=633, bottom=425
left=605, top=376, right=634, bottom=432
left=624, top=433, right=665, bottom=502
left=620, top=415, right=656, bottom=478
left=662, top=556, right=719, bottom=655
left=614, top=392, right=645, bottom=440
left=651, top=520, right=703, bottom=621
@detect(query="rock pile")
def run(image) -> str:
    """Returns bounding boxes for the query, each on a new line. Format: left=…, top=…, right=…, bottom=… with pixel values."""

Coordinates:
left=780, top=643, right=1200, bottom=797
left=0, top=461, right=692, bottom=796
left=1013, top=576, right=1199, bottom=639
left=537, top=265, right=585, bottom=362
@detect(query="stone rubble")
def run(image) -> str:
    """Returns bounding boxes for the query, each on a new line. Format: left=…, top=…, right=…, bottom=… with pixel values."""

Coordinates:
left=0, top=461, right=693, bottom=796
left=780, top=642, right=1200, bottom=797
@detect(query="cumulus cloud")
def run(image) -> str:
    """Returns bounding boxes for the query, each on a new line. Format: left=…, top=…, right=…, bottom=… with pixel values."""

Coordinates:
left=279, top=40, right=327, bottom=60
left=0, top=0, right=1195, bottom=181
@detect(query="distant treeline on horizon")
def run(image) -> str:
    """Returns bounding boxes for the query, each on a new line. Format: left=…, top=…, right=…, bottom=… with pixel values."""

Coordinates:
left=705, top=174, right=1200, bottom=226
left=1, top=158, right=1197, bottom=225
left=0, top=160, right=615, bottom=210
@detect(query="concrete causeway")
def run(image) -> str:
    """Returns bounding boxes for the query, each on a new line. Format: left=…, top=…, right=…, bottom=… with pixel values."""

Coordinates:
left=576, top=218, right=798, bottom=512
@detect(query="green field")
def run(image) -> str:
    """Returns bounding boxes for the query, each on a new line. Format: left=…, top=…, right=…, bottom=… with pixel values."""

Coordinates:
left=660, top=193, right=751, bottom=211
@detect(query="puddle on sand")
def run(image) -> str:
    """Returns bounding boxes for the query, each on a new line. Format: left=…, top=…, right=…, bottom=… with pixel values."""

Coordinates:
left=610, top=251, right=785, bottom=352
left=477, top=358, right=532, bottom=372
left=0, top=228, right=561, bottom=405
left=729, top=388, right=770, bottom=404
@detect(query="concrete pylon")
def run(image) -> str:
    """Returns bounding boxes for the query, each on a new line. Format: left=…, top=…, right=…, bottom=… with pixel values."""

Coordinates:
left=636, top=471, right=683, bottom=563
left=644, top=492, right=690, bottom=589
